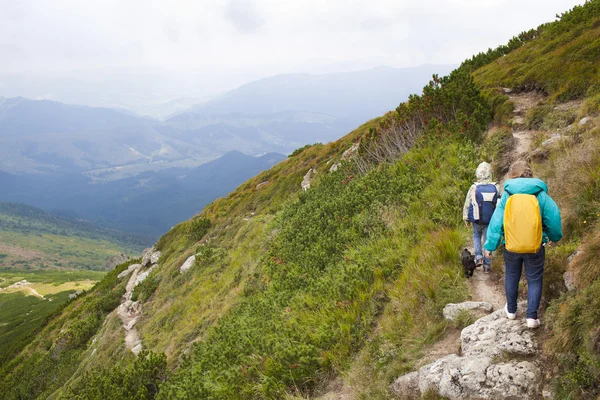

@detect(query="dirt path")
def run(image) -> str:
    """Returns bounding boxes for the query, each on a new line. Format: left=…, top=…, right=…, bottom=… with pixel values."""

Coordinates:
left=469, top=267, right=505, bottom=310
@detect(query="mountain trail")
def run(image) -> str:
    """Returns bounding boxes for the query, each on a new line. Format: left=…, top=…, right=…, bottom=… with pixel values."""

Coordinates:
left=508, top=92, right=542, bottom=159
left=117, top=263, right=144, bottom=355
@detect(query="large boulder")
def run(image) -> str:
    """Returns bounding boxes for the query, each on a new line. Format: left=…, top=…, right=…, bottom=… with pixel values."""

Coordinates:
left=390, top=305, right=542, bottom=399
left=442, top=301, right=493, bottom=322
left=141, top=247, right=161, bottom=267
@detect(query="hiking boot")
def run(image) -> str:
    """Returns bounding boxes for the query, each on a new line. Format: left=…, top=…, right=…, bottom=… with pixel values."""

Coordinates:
left=527, top=318, right=541, bottom=329
left=475, top=259, right=483, bottom=268
left=484, top=267, right=491, bottom=274
left=504, top=304, right=516, bottom=320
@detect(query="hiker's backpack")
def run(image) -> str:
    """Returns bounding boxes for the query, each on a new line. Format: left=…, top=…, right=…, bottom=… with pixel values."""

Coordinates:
left=504, top=190, right=543, bottom=253
left=468, top=183, right=498, bottom=225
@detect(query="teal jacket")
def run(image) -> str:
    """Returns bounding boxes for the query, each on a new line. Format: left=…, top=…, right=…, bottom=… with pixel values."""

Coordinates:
left=484, top=178, right=563, bottom=251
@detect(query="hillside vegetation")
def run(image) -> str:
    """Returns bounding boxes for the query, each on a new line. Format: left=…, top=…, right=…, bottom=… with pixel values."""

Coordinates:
left=2, top=2, right=600, bottom=399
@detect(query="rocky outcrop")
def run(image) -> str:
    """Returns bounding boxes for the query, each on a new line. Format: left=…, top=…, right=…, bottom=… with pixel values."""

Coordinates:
left=180, top=255, right=196, bottom=273
left=135, top=265, right=157, bottom=286
left=141, top=247, right=161, bottom=267
left=301, top=168, right=317, bottom=191
left=390, top=304, right=542, bottom=399
left=118, top=263, right=142, bottom=279
left=117, top=250, right=161, bottom=355
left=105, top=253, right=130, bottom=270
left=442, top=301, right=493, bottom=322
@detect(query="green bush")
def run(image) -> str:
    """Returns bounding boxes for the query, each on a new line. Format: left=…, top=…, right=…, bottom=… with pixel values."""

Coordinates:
left=60, top=350, right=167, bottom=400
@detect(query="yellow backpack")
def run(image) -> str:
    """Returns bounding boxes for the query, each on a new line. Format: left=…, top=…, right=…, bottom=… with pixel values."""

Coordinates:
left=504, top=192, right=543, bottom=253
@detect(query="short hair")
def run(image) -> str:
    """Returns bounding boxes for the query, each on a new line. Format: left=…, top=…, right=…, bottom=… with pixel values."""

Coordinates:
left=508, top=160, right=534, bottom=179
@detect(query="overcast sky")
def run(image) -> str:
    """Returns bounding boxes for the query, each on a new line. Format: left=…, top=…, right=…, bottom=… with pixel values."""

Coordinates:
left=0, top=0, right=586, bottom=77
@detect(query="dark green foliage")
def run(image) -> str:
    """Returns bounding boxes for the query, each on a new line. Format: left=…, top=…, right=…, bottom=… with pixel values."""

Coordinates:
left=188, top=217, right=211, bottom=242
left=60, top=350, right=167, bottom=400
left=289, top=143, right=322, bottom=157
left=0, top=259, right=139, bottom=399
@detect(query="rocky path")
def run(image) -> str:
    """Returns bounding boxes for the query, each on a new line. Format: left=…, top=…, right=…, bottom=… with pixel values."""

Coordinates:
left=389, top=92, right=554, bottom=399
left=116, top=247, right=161, bottom=355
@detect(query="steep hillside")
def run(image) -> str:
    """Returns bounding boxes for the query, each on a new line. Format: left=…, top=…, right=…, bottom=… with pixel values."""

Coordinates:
left=2, top=2, right=600, bottom=400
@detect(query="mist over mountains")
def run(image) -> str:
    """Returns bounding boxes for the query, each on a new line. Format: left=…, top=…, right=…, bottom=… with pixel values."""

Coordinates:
left=0, top=64, right=453, bottom=238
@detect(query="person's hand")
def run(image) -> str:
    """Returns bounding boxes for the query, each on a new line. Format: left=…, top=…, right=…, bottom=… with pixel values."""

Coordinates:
left=465, top=221, right=471, bottom=228
left=547, top=241, right=556, bottom=248
left=485, top=250, right=493, bottom=258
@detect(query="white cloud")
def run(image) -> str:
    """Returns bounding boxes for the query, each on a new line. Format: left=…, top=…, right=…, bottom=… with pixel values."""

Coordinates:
left=0, top=0, right=587, bottom=76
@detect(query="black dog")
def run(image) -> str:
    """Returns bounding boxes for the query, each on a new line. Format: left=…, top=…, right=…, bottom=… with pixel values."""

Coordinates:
left=461, top=249, right=476, bottom=278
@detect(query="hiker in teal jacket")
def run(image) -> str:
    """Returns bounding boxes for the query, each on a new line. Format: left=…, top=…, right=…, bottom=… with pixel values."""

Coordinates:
left=484, top=161, right=562, bottom=328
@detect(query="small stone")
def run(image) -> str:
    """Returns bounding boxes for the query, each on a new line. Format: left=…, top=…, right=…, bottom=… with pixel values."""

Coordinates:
left=564, top=270, right=576, bottom=291
left=341, top=143, right=360, bottom=161
left=443, top=301, right=493, bottom=321
left=132, top=343, right=143, bottom=355
left=329, top=163, right=341, bottom=173
left=503, top=87, right=513, bottom=94
left=301, top=168, right=317, bottom=191
left=579, top=117, right=592, bottom=126
left=135, top=265, right=157, bottom=286
left=180, top=255, right=196, bottom=274
left=256, top=181, right=269, bottom=189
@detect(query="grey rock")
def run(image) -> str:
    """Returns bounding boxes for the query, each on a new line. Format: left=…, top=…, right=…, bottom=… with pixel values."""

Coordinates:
left=150, top=251, right=161, bottom=264
left=141, top=247, right=154, bottom=267
left=68, top=290, right=84, bottom=300
left=124, top=316, right=139, bottom=331
left=389, top=371, right=420, bottom=399
left=461, top=305, right=537, bottom=358
left=542, top=134, right=563, bottom=147
left=579, top=117, right=592, bottom=126
left=485, top=361, right=540, bottom=399
left=135, top=265, right=157, bottom=286
left=443, top=301, right=493, bottom=321
left=564, top=270, right=576, bottom=291
left=132, top=343, right=143, bottom=356
left=118, top=263, right=141, bottom=279
left=391, top=301, right=542, bottom=399
left=503, top=87, right=513, bottom=94
left=329, top=163, right=341, bottom=173
left=180, top=255, right=196, bottom=274
left=341, top=143, right=360, bottom=161
left=301, top=168, right=317, bottom=191
left=105, top=253, right=129, bottom=270
left=256, top=181, right=269, bottom=189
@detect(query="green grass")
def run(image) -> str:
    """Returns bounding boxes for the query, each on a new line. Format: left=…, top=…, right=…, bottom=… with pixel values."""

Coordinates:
left=473, top=3, right=600, bottom=101
left=0, top=230, right=133, bottom=271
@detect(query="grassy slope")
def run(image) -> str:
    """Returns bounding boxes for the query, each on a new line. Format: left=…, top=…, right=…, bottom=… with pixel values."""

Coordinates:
left=3, top=2, right=600, bottom=399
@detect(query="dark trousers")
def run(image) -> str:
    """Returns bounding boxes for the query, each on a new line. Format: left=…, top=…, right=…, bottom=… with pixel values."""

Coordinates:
left=503, top=246, right=545, bottom=319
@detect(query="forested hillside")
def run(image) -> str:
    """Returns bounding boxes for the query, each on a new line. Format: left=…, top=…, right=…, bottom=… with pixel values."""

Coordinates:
left=1, top=2, right=600, bottom=399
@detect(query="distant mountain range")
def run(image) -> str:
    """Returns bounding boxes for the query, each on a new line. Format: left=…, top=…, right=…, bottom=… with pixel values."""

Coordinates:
left=0, top=151, right=285, bottom=239
left=0, top=64, right=453, bottom=236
